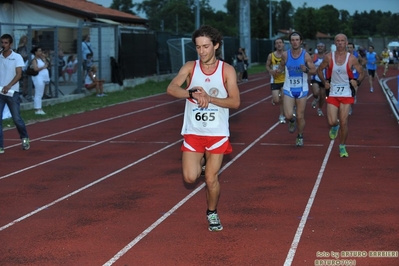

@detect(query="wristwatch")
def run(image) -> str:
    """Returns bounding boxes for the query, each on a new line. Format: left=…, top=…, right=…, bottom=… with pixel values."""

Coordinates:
left=188, top=88, right=197, bottom=99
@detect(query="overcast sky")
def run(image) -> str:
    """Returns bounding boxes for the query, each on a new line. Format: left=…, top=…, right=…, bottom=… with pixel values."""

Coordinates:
left=92, top=0, right=397, bottom=17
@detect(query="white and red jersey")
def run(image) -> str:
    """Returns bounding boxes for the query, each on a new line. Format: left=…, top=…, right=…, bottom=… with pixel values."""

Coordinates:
left=327, top=52, right=354, bottom=97
left=181, top=60, right=229, bottom=136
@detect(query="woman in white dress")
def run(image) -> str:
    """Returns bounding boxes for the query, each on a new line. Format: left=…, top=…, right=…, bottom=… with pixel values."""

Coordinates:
left=30, top=46, right=50, bottom=115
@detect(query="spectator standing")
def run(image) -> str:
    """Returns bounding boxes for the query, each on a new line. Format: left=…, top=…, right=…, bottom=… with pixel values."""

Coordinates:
left=82, top=34, right=93, bottom=77
left=16, top=35, right=29, bottom=62
left=235, top=47, right=245, bottom=82
left=16, top=35, right=29, bottom=96
left=241, top=48, right=249, bottom=81
left=63, top=54, right=78, bottom=84
left=30, top=46, right=50, bottom=115
left=392, top=47, right=399, bottom=69
left=57, top=40, right=65, bottom=82
left=0, top=34, right=30, bottom=153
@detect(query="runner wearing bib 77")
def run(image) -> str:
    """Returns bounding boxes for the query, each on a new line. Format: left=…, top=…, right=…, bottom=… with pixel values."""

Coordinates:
left=317, top=33, right=365, bottom=158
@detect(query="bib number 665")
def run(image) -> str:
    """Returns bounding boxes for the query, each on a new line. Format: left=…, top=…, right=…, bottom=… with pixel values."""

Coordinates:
left=195, top=112, right=215, bottom=121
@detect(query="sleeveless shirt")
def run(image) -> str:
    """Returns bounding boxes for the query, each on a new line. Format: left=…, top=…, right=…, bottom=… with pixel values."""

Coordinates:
left=311, top=54, right=325, bottom=82
left=283, top=49, right=309, bottom=93
left=327, top=52, right=354, bottom=97
left=181, top=60, right=229, bottom=136
left=270, top=52, right=285, bottom=83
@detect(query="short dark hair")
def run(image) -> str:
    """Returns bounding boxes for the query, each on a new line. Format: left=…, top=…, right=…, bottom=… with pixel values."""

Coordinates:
left=369, top=45, right=374, bottom=49
left=274, top=38, right=284, bottom=46
left=289, top=31, right=303, bottom=41
left=347, top=42, right=355, bottom=48
left=30, top=46, right=42, bottom=54
left=192, top=25, right=223, bottom=58
left=1, top=34, right=13, bottom=44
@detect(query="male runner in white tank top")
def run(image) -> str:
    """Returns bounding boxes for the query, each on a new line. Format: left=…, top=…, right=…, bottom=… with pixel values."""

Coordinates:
left=167, top=25, right=240, bottom=232
left=317, top=34, right=364, bottom=158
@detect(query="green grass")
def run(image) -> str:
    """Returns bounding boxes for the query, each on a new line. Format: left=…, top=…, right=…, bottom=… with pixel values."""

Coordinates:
left=3, top=66, right=266, bottom=127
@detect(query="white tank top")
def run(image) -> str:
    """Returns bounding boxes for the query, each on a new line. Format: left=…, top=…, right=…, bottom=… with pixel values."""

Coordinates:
left=329, top=52, right=352, bottom=97
left=181, top=60, right=229, bottom=136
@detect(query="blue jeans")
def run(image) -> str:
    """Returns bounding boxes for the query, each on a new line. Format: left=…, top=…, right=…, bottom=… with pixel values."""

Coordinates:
left=0, top=92, right=29, bottom=148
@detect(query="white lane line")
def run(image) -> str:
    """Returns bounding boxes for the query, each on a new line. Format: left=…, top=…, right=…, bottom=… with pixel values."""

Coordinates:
left=1, top=85, right=269, bottom=180
left=0, top=114, right=182, bottom=181
left=0, top=139, right=183, bottom=232
left=261, top=143, right=324, bottom=147
left=103, top=115, right=279, bottom=266
left=283, top=140, right=335, bottom=266
left=39, top=140, right=96, bottom=143
left=0, top=95, right=270, bottom=232
left=5, top=83, right=269, bottom=150
left=4, top=99, right=182, bottom=149
left=109, top=141, right=170, bottom=144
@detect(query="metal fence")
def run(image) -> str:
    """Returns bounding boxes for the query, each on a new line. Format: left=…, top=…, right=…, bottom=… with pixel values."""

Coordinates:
left=1, top=21, right=398, bottom=103
left=0, top=21, right=118, bottom=100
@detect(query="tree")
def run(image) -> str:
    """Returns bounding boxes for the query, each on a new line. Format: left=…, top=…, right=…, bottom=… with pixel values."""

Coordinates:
left=293, top=4, right=318, bottom=39
left=110, top=0, right=135, bottom=15
left=276, top=0, right=294, bottom=34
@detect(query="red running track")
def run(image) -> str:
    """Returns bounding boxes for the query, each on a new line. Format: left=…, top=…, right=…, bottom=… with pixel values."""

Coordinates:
left=0, top=66, right=398, bottom=266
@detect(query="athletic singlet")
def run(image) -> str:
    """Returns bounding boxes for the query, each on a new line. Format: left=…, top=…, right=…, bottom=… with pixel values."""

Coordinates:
left=283, top=49, right=309, bottom=98
left=327, top=52, right=354, bottom=98
left=270, top=52, right=284, bottom=83
left=366, top=52, right=377, bottom=70
left=181, top=60, right=229, bottom=137
left=311, top=54, right=325, bottom=82
left=381, top=51, right=389, bottom=63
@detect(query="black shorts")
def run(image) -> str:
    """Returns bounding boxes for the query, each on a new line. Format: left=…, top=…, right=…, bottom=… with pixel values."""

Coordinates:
left=271, top=83, right=284, bottom=91
left=368, top=69, right=376, bottom=77
left=310, top=80, right=324, bottom=87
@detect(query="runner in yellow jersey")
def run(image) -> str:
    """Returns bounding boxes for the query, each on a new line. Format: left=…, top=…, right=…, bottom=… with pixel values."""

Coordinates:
left=381, top=47, right=390, bottom=77
left=266, top=38, right=286, bottom=123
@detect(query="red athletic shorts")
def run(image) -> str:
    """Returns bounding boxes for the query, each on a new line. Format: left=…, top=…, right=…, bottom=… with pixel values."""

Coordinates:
left=181, top=134, right=232, bottom=154
left=326, top=96, right=354, bottom=108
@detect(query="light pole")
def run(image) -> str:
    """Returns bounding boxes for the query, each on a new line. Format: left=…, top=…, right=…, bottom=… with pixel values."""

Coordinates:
left=194, top=0, right=200, bottom=29
left=269, top=0, right=272, bottom=39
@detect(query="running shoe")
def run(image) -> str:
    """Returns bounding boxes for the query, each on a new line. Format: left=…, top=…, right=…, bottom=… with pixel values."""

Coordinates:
left=279, top=115, right=286, bottom=124
left=22, top=138, right=30, bottom=150
left=339, top=144, right=349, bottom=158
left=288, top=118, right=297, bottom=133
left=311, top=98, right=318, bottom=108
left=329, top=124, right=339, bottom=140
left=349, top=106, right=353, bottom=116
left=207, top=213, right=223, bottom=232
left=0, top=147, right=4, bottom=154
left=296, top=135, right=304, bottom=147
left=370, top=88, right=374, bottom=93
left=317, top=108, right=324, bottom=116
left=35, top=109, right=46, bottom=115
